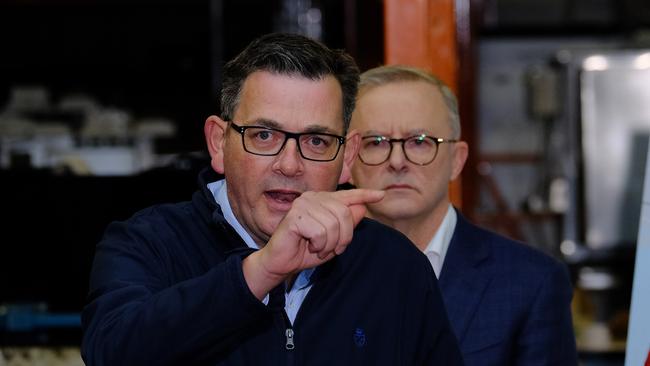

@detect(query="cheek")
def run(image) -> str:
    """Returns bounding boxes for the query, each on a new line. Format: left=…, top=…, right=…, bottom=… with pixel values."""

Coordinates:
left=351, top=166, right=381, bottom=188
left=421, top=169, right=450, bottom=198
left=224, top=153, right=263, bottom=195
left=304, top=166, right=341, bottom=191
left=225, top=146, right=258, bottom=174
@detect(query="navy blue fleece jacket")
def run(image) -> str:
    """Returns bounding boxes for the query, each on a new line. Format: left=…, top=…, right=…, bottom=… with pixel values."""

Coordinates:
left=81, top=169, right=463, bottom=365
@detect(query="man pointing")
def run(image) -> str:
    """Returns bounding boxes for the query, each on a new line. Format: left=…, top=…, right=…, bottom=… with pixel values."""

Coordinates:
left=81, top=33, right=463, bottom=366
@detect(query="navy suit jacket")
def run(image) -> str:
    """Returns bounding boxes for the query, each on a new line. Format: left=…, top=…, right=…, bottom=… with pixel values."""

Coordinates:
left=438, top=212, right=577, bottom=365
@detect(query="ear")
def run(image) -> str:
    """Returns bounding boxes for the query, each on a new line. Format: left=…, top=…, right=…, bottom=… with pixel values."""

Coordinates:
left=338, top=129, right=361, bottom=185
left=204, top=115, right=228, bottom=174
left=450, top=141, right=468, bottom=181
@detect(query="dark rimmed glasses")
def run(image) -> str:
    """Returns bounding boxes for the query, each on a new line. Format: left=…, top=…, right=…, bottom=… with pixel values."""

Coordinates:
left=229, top=121, right=346, bottom=162
left=358, top=134, right=458, bottom=166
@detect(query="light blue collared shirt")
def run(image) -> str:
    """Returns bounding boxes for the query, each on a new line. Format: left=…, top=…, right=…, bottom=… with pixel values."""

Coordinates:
left=207, top=179, right=314, bottom=324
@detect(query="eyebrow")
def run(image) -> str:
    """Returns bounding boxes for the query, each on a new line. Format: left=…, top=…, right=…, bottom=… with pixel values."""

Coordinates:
left=249, top=118, right=281, bottom=129
left=362, top=129, right=433, bottom=137
left=249, top=118, right=341, bottom=135
left=302, top=124, right=339, bottom=135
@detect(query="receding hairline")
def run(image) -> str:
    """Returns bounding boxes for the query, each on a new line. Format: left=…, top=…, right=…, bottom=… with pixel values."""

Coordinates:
left=357, top=65, right=461, bottom=139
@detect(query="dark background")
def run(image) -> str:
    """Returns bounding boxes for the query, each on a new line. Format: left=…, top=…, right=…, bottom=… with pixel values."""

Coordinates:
left=0, top=0, right=384, bottom=344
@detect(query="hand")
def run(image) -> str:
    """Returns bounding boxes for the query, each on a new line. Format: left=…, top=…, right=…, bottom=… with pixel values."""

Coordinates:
left=243, top=189, right=384, bottom=299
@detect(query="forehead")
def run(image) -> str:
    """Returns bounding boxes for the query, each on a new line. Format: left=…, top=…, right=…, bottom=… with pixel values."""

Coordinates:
left=353, top=80, right=451, bottom=135
left=235, top=71, right=344, bottom=133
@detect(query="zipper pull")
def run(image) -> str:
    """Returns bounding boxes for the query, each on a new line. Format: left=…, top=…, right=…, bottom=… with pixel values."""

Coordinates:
left=285, top=328, right=295, bottom=350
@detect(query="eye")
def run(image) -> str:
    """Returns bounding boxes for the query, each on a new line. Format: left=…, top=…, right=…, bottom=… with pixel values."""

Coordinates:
left=364, top=136, right=387, bottom=148
left=405, top=136, right=433, bottom=149
left=255, top=130, right=272, bottom=140
left=308, top=136, right=326, bottom=146
left=303, top=134, right=335, bottom=150
left=246, top=128, right=281, bottom=147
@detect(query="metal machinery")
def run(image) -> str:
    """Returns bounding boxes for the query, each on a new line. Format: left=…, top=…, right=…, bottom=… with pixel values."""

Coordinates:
left=557, top=48, right=650, bottom=361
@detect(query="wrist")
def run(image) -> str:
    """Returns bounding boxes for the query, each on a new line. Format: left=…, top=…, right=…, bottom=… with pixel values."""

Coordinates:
left=242, top=251, right=286, bottom=300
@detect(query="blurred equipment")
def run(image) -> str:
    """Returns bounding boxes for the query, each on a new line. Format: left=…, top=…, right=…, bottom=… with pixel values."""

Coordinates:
left=558, top=49, right=650, bottom=251
left=0, top=87, right=177, bottom=175
left=556, top=48, right=650, bottom=362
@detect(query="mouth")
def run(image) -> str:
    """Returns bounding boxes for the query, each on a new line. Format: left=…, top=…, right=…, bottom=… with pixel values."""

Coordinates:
left=264, top=189, right=302, bottom=208
left=385, top=184, right=414, bottom=190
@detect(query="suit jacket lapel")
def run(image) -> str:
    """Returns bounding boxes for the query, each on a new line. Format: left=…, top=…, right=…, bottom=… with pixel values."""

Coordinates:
left=439, top=212, right=492, bottom=344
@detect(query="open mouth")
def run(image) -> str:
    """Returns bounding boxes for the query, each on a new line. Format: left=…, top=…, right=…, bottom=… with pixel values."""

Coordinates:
left=265, top=190, right=301, bottom=204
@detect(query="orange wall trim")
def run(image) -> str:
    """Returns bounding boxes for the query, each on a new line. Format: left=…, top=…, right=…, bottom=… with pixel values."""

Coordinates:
left=384, top=0, right=463, bottom=207
left=384, top=0, right=458, bottom=93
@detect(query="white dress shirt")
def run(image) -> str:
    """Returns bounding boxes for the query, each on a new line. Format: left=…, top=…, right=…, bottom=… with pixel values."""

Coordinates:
left=423, top=205, right=457, bottom=278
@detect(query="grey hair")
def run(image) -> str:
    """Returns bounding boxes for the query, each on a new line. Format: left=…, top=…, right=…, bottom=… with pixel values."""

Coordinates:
left=359, top=65, right=461, bottom=139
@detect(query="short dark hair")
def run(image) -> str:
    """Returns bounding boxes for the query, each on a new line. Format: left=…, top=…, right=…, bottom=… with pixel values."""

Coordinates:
left=221, top=33, right=360, bottom=132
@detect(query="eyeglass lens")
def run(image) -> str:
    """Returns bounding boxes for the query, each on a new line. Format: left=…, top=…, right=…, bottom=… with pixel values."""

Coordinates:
left=242, top=127, right=342, bottom=161
left=359, top=135, right=439, bottom=165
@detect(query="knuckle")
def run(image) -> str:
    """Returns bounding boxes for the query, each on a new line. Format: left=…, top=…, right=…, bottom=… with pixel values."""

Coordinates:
left=317, top=225, right=327, bottom=239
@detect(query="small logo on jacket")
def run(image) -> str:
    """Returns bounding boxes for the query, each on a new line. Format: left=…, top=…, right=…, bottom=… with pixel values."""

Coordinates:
left=353, top=328, right=366, bottom=347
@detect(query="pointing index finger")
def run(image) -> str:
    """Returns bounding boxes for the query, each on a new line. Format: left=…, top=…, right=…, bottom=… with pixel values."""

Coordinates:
left=332, top=188, right=385, bottom=206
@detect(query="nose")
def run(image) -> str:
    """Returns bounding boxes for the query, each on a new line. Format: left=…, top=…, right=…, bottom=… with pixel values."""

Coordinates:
left=273, top=138, right=304, bottom=177
left=387, top=141, right=408, bottom=171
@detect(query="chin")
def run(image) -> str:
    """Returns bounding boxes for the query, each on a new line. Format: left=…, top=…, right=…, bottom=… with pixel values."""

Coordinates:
left=384, top=191, right=417, bottom=205
left=368, top=202, right=395, bottom=217
left=261, top=214, right=284, bottom=236
left=375, top=199, right=419, bottom=217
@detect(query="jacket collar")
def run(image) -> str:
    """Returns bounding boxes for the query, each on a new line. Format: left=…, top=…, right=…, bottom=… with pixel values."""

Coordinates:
left=438, top=210, right=493, bottom=343
left=192, top=167, right=335, bottom=283
left=192, top=167, right=247, bottom=253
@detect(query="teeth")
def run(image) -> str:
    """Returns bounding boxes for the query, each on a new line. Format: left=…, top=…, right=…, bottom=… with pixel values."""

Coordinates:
left=268, top=191, right=298, bottom=203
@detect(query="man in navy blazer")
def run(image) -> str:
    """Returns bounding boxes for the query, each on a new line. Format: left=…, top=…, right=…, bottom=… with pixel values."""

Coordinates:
left=350, top=65, right=578, bottom=365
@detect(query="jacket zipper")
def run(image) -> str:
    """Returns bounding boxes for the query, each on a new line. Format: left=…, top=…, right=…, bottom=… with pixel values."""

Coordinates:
left=280, top=311, right=295, bottom=366
left=285, top=328, right=295, bottom=350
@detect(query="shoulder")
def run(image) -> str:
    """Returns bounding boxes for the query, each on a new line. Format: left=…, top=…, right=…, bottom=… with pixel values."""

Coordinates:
left=454, top=215, right=568, bottom=278
left=132, top=200, right=196, bottom=223
left=100, top=199, right=205, bottom=256
left=346, top=217, right=432, bottom=273
left=114, top=200, right=196, bottom=232
left=354, top=217, right=422, bottom=253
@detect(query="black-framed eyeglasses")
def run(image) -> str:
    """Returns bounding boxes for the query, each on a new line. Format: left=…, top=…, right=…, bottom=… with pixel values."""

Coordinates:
left=358, top=134, right=458, bottom=166
left=229, top=121, right=346, bottom=162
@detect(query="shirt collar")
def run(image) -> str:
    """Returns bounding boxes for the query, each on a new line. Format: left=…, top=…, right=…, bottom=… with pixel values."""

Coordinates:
left=207, top=179, right=260, bottom=250
left=423, top=204, right=457, bottom=265
left=207, top=178, right=316, bottom=284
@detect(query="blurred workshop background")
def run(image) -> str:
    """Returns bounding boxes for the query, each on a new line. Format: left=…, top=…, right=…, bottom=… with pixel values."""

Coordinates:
left=1, top=0, right=649, bottom=365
